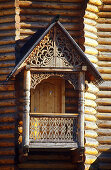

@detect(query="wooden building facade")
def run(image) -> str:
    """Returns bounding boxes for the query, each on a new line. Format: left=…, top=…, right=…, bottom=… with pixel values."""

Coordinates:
left=0, top=0, right=111, bottom=170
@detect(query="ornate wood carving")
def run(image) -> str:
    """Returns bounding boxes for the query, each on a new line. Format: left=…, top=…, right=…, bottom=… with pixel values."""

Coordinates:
left=31, top=72, right=78, bottom=89
left=30, top=116, right=77, bottom=143
left=25, top=25, right=83, bottom=68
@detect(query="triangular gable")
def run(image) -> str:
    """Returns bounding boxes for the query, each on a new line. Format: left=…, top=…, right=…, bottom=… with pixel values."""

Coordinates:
left=6, top=16, right=103, bottom=85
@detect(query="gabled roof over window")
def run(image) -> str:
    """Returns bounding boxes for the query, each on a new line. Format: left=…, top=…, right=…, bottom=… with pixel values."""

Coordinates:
left=6, top=16, right=103, bottom=85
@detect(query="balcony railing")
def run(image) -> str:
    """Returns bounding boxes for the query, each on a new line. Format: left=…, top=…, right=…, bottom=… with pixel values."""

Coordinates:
left=29, top=113, right=78, bottom=148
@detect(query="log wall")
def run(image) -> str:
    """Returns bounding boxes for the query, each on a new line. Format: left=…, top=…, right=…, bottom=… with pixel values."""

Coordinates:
left=97, top=0, right=111, bottom=169
left=84, top=0, right=102, bottom=169
left=0, top=0, right=17, bottom=170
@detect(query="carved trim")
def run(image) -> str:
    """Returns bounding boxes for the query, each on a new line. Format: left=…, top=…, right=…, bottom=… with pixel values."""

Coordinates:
left=25, top=25, right=83, bottom=68
left=31, top=72, right=78, bottom=89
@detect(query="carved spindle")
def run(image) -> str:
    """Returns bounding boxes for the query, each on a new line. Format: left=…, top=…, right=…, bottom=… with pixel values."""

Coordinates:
left=23, top=69, right=30, bottom=149
left=78, top=72, right=85, bottom=148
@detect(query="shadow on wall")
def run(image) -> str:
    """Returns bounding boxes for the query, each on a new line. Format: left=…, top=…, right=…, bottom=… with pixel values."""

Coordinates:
left=89, top=149, right=111, bottom=170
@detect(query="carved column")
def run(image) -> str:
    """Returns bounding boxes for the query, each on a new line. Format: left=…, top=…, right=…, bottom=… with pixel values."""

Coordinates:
left=78, top=72, right=85, bottom=148
left=23, top=69, right=30, bottom=149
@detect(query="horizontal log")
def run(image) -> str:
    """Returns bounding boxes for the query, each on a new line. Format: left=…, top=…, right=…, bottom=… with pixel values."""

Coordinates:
left=85, top=155, right=97, bottom=164
left=85, top=37, right=98, bottom=47
left=86, top=54, right=98, bottom=63
left=0, top=60, right=15, bottom=67
left=0, top=131, right=14, bottom=139
left=0, top=156, right=15, bottom=164
left=89, top=0, right=102, bottom=6
left=84, top=23, right=97, bottom=33
left=23, top=0, right=84, bottom=2
left=85, top=45, right=98, bottom=55
left=85, top=31, right=97, bottom=40
left=97, top=24, right=111, bottom=31
left=0, top=99, right=15, bottom=107
left=0, top=30, right=15, bottom=37
left=0, top=37, right=15, bottom=45
left=20, top=15, right=82, bottom=23
left=84, top=11, right=98, bottom=20
left=0, top=165, right=15, bottom=170
left=97, top=113, right=111, bottom=120
left=0, top=140, right=15, bottom=147
left=0, top=22, right=15, bottom=30
left=85, top=137, right=98, bottom=147
left=85, top=99, right=97, bottom=108
left=97, top=106, right=111, bottom=112
left=99, top=81, right=111, bottom=90
left=98, top=61, right=111, bottom=67
left=85, top=106, right=97, bottom=115
left=97, top=45, right=111, bottom=52
left=0, top=115, right=15, bottom=123
left=98, top=18, right=111, bottom=24
left=97, top=128, right=111, bottom=136
left=98, top=91, right=111, bottom=97
left=87, top=4, right=99, bottom=13
left=85, top=121, right=98, bottom=130
left=84, top=18, right=96, bottom=27
left=0, top=9, right=15, bottom=17
left=18, top=162, right=75, bottom=169
left=85, top=147, right=98, bottom=155
left=20, top=22, right=82, bottom=31
left=0, top=2, right=14, bottom=9
left=0, top=84, right=15, bottom=91
left=0, top=91, right=15, bottom=99
left=98, top=12, right=111, bottom=18
left=87, top=83, right=99, bottom=94
left=20, top=8, right=82, bottom=17
left=98, top=38, right=111, bottom=45
left=0, top=16, right=15, bottom=24
left=0, top=44, right=15, bottom=53
left=19, top=1, right=82, bottom=10
left=97, top=120, right=111, bottom=128
left=0, top=148, right=15, bottom=155
left=85, top=130, right=98, bottom=138
left=98, top=52, right=111, bottom=61
left=102, top=0, right=111, bottom=3
left=98, top=67, right=111, bottom=74
left=101, top=74, right=111, bottom=80
left=0, top=123, right=15, bottom=130
left=0, top=106, right=16, bottom=114
left=98, top=145, right=111, bottom=152
left=85, top=92, right=96, bottom=100
left=0, top=53, right=15, bottom=61
left=99, top=5, right=111, bottom=11
left=85, top=114, right=97, bottom=122
left=98, top=32, right=111, bottom=38
left=97, top=136, right=111, bottom=144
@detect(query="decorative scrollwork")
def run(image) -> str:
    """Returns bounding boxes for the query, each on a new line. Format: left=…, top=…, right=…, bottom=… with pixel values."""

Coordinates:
left=29, top=116, right=77, bottom=143
left=55, top=25, right=83, bottom=68
left=26, top=29, right=54, bottom=67
left=25, top=25, right=83, bottom=68
left=31, top=72, right=78, bottom=89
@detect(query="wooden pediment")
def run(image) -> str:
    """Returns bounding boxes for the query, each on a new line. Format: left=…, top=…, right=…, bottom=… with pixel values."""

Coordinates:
left=6, top=16, right=103, bottom=85
left=25, top=24, right=83, bottom=69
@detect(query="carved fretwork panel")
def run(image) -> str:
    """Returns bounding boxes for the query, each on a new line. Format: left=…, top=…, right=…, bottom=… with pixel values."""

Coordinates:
left=29, top=116, right=78, bottom=143
left=31, top=72, right=78, bottom=89
left=55, top=25, right=83, bottom=68
left=25, top=25, right=83, bottom=68
left=26, top=29, right=54, bottom=67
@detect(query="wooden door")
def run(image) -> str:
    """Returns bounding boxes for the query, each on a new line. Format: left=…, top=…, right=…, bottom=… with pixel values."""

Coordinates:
left=31, top=77, right=65, bottom=113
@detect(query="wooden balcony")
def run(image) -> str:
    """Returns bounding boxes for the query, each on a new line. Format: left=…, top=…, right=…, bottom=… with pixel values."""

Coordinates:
left=29, top=113, right=78, bottom=149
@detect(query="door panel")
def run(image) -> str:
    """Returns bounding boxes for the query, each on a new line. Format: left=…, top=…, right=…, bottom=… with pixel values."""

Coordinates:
left=31, top=77, right=65, bottom=113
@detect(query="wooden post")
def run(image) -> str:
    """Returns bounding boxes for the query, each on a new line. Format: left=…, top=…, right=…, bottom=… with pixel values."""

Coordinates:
left=78, top=72, right=85, bottom=148
left=23, top=69, right=30, bottom=149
